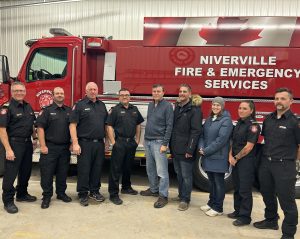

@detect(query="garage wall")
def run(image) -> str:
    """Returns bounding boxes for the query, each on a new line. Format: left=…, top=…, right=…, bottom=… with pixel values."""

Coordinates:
left=1, top=0, right=300, bottom=75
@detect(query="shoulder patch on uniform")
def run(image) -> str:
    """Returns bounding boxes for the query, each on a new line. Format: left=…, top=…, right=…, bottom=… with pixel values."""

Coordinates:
left=3, top=102, right=10, bottom=108
left=0, top=108, right=7, bottom=115
left=250, top=125, right=258, bottom=133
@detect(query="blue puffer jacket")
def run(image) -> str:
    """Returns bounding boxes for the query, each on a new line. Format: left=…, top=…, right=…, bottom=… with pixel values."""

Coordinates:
left=198, top=110, right=233, bottom=173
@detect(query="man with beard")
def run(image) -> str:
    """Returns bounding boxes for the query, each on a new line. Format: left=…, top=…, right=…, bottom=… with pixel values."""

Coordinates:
left=254, top=88, right=299, bottom=239
left=169, top=84, right=202, bottom=211
left=36, top=87, right=72, bottom=209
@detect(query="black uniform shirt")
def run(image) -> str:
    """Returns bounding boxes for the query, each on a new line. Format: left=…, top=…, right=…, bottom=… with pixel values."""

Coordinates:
left=262, top=109, right=300, bottom=160
left=106, top=103, right=144, bottom=138
left=0, top=98, right=35, bottom=138
left=232, top=116, right=261, bottom=157
left=36, top=103, right=71, bottom=144
left=69, top=97, right=108, bottom=139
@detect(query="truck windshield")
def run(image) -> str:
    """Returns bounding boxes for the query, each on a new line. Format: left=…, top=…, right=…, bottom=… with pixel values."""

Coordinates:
left=27, top=47, right=67, bottom=82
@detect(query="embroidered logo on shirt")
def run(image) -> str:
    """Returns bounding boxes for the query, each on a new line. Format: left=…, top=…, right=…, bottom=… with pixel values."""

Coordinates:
left=0, top=109, right=7, bottom=115
left=279, top=126, right=287, bottom=129
left=84, top=108, right=91, bottom=111
left=50, top=113, right=57, bottom=115
left=251, top=125, right=258, bottom=133
left=16, top=113, right=23, bottom=117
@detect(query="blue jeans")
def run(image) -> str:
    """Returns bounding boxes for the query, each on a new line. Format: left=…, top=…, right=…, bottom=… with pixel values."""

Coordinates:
left=144, top=139, right=169, bottom=197
left=207, top=172, right=225, bottom=213
left=173, top=156, right=194, bottom=203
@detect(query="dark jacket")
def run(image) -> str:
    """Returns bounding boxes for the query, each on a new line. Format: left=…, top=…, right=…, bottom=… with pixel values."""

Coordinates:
left=198, top=110, right=233, bottom=173
left=170, top=97, right=202, bottom=157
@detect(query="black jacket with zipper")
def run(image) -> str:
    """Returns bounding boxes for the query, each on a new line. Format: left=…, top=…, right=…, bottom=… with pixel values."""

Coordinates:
left=170, top=98, right=202, bottom=157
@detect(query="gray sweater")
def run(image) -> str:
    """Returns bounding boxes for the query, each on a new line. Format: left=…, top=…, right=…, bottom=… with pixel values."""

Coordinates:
left=144, top=99, right=174, bottom=146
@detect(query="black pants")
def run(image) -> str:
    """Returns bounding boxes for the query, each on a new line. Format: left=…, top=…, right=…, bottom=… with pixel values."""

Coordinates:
left=2, top=140, right=33, bottom=204
left=259, top=156, right=298, bottom=237
left=108, top=139, right=137, bottom=197
left=232, top=156, right=255, bottom=223
left=40, top=143, right=70, bottom=198
left=77, top=140, right=104, bottom=197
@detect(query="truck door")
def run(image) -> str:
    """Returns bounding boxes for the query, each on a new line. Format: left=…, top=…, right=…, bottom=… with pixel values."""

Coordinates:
left=23, top=45, right=75, bottom=110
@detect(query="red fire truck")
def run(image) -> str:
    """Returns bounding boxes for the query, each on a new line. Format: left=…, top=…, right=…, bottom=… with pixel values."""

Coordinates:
left=0, top=17, right=299, bottom=196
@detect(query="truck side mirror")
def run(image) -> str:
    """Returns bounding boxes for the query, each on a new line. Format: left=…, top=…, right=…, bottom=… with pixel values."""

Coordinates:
left=0, top=55, right=10, bottom=84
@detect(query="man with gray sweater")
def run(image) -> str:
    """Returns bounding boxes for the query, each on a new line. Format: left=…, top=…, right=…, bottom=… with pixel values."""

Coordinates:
left=140, top=84, right=174, bottom=208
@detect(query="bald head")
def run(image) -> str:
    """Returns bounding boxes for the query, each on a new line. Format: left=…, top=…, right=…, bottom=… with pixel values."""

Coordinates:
left=85, top=82, right=98, bottom=101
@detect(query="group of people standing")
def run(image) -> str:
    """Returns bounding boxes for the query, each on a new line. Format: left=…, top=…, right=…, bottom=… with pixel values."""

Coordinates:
left=0, top=81, right=298, bottom=239
left=197, top=88, right=299, bottom=239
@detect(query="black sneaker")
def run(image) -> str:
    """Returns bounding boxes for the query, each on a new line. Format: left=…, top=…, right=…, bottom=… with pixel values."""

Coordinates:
left=253, top=219, right=279, bottom=230
left=109, top=196, right=123, bottom=205
left=57, top=194, right=72, bottom=203
left=233, top=219, right=250, bottom=227
left=4, top=202, right=18, bottom=214
left=121, top=187, right=138, bottom=195
left=154, top=196, right=168, bottom=208
left=16, top=193, right=37, bottom=202
left=140, top=188, right=159, bottom=197
left=227, top=211, right=239, bottom=219
left=41, top=198, right=51, bottom=209
left=89, top=192, right=105, bottom=202
left=79, top=196, right=89, bottom=207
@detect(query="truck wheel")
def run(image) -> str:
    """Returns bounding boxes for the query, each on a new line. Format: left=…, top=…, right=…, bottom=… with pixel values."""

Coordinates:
left=193, top=155, right=234, bottom=192
left=0, top=142, right=5, bottom=176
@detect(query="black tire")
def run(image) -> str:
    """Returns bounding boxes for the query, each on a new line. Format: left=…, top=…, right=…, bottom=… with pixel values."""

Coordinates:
left=0, top=142, right=5, bottom=176
left=193, top=154, right=234, bottom=192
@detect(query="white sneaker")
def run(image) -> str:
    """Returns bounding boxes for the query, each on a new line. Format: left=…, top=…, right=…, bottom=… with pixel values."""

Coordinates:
left=200, top=204, right=211, bottom=212
left=205, top=209, right=223, bottom=217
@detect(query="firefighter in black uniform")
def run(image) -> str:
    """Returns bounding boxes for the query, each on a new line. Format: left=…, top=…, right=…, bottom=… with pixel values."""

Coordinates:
left=36, top=87, right=72, bottom=209
left=69, top=82, right=108, bottom=207
left=228, top=100, right=260, bottom=226
left=107, top=88, right=144, bottom=205
left=0, top=82, right=37, bottom=214
left=253, top=88, right=299, bottom=239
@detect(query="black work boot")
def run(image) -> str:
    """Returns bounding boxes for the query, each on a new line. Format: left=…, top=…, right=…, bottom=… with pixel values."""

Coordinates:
left=41, top=198, right=51, bottom=209
left=57, top=193, right=72, bottom=203
left=109, top=195, right=123, bottom=205
left=253, top=219, right=279, bottom=230
left=16, top=193, right=37, bottom=202
left=4, top=202, right=18, bottom=214
left=121, top=187, right=138, bottom=195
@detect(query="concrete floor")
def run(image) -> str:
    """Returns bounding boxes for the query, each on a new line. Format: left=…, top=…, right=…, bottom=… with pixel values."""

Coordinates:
left=0, top=164, right=299, bottom=239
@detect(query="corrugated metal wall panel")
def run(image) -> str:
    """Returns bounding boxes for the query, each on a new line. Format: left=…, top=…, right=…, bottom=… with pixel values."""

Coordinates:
left=1, top=0, right=300, bottom=75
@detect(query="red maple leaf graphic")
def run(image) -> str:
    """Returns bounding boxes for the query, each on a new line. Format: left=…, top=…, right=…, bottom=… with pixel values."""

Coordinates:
left=199, top=17, right=262, bottom=46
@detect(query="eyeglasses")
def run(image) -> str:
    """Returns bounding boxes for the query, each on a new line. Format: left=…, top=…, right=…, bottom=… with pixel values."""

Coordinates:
left=119, top=94, right=130, bottom=97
